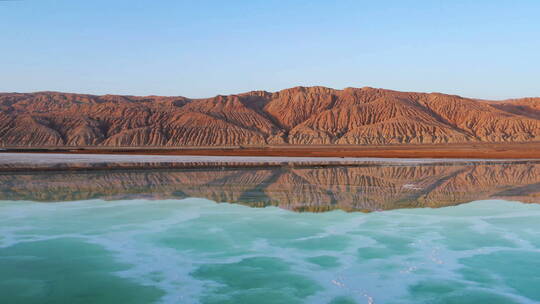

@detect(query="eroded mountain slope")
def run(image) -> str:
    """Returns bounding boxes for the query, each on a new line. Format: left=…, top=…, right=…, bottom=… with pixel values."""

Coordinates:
left=1, top=87, right=540, bottom=146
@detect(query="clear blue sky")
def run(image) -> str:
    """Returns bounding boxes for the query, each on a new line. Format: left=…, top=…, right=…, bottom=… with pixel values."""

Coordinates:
left=1, top=0, right=539, bottom=99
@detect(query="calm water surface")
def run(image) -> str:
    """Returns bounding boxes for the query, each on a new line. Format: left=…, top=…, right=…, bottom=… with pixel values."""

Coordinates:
left=1, top=163, right=540, bottom=303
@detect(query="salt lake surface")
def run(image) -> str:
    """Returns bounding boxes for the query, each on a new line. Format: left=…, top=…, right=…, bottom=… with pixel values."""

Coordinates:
left=1, top=162, right=540, bottom=303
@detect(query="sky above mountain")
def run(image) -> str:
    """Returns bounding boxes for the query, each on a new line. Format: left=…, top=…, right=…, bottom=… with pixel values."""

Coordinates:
left=1, top=0, right=539, bottom=99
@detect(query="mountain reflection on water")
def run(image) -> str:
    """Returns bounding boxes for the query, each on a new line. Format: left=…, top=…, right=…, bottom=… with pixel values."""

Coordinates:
left=2, top=161, right=540, bottom=212
left=2, top=161, right=540, bottom=304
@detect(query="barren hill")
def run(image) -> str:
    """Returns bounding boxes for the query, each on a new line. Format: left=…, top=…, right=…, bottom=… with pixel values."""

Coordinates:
left=2, top=87, right=540, bottom=147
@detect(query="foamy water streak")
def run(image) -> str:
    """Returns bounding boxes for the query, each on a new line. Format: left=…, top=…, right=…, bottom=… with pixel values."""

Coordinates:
left=1, top=198, right=539, bottom=303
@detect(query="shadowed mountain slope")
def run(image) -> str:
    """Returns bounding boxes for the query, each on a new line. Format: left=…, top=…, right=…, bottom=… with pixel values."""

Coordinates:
left=2, top=87, right=540, bottom=146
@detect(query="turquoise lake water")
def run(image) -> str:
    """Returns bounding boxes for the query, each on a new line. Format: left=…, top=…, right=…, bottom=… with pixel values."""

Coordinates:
left=1, top=165, right=540, bottom=303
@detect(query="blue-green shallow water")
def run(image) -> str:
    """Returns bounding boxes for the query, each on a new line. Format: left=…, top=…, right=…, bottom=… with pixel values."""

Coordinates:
left=1, top=198, right=539, bottom=303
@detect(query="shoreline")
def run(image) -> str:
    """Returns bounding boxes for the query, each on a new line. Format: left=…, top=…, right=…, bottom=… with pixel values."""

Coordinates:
left=1, top=152, right=540, bottom=172
left=2, top=142, right=540, bottom=159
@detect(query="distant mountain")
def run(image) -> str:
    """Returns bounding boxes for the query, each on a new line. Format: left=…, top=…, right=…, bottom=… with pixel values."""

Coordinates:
left=1, top=87, right=540, bottom=146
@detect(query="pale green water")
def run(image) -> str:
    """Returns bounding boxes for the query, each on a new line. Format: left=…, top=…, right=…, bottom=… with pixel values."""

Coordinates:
left=1, top=199, right=540, bottom=303
left=1, top=166, right=540, bottom=303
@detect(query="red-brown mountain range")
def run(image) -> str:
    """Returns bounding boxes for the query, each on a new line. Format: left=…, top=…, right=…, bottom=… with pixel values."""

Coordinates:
left=1, top=86, right=540, bottom=147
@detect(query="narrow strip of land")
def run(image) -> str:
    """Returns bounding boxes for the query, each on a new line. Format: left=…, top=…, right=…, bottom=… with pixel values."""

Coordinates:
left=0, top=152, right=538, bottom=172
left=2, top=142, right=540, bottom=159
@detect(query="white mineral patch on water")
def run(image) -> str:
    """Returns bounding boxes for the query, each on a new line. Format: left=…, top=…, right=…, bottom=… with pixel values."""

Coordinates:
left=1, top=199, right=539, bottom=303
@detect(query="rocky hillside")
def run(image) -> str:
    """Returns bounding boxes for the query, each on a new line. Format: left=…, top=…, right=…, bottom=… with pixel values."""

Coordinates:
left=1, top=87, right=540, bottom=146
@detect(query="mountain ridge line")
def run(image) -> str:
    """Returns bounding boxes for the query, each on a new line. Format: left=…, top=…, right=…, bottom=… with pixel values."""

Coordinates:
left=2, top=86, right=540, bottom=147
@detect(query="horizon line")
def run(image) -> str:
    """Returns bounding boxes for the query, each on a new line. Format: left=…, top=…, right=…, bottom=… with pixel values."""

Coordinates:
left=1, top=85, right=539, bottom=102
